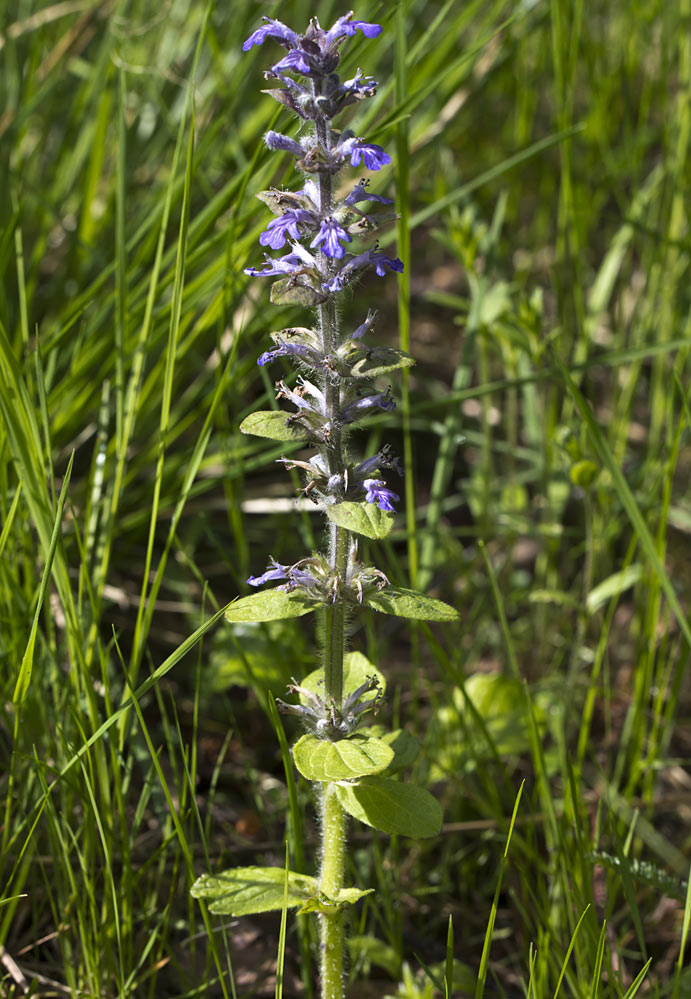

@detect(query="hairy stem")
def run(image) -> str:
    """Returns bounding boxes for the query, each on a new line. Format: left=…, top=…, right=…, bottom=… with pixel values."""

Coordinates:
left=313, top=89, right=349, bottom=999
left=323, top=527, right=349, bottom=707
left=319, top=783, right=347, bottom=999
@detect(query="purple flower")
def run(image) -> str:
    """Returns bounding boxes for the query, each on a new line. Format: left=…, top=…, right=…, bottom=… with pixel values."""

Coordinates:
left=341, top=390, right=395, bottom=423
left=295, top=377, right=326, bottom=408
left=290, top=241, right=319, bottom=266
left=345, top=181, right=392, bottom=206
left=363, top=479, right=400, bottom=512
left=339, top=137, right=391, bottom=170
left=248, top=556, right=321, bottom=591
left=289, top=567, right=320, bottom=588
left=244, top=252, right=306, bottom=278
left=371, top=251, right=404, bottom=276
left=354, top=445, right=401, bottom=479
left=265, top=130, right=303, bottom=156
left=276, top=377, right=326, bottom=415
left=351, top=311, right=377, bottom=339
left=272, top=49, right=311, bottom=75
left=276, top=383, right=317, bottom=413
left=322, top=271, right=348, bottom=294
left=310, top=218, right=352, bottom=259
left=248, top=558, right=289, bottom=586
left=245, top=242, right=318, bottom=278
left=299, top=180, right=320, bottom=208
left=244, top=14, right=382, bottom=89
left=259, top=210, right=314, bottom=250
left=339, top=69, right=378, bottom=101
left=325, top=16, right=382, bottom=45
left=323, top=249, right=404, bottom=293
left=242, top=18, right=301, bottom=52
left=257, top=339, right=319, bottom=367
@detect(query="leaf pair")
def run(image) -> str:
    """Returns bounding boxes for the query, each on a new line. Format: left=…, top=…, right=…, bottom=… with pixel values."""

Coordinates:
left=191, top=771, right=442, bottom=919
left=291, top=726, right=420, bottom=783
left=293, top=732, right=394, bottom=781
left=224, top=584, right=458, bottom=623
left=191, top=867, right=372, bottom=917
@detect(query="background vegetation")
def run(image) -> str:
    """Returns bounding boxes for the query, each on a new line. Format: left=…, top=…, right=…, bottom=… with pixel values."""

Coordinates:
left=1, top=0, right=690, bottom=996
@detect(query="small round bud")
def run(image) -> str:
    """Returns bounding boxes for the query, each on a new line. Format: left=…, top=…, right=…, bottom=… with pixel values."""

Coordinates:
left=327, top=473, right=345, bottom=494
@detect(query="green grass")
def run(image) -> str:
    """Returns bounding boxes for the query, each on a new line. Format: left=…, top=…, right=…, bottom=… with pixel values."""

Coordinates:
left=1, top=0, right=690, bottom=996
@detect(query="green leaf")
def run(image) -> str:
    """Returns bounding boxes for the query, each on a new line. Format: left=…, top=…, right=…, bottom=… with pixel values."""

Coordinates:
left=209, top=619, right=307, bottom=694
left=299, top=886, right=375, bottom=913
left=191, top=867, right=318, bottom=915
left=239, top=410, right=310, bottom=442
left=256, top=188, right=314, bottom=215
left=225, top=589, right=315, bottom=623
left=14, top=453, right=74, bottom=705
left=270, top=279, right=326, bottom=307
left=269, top=326, right=315, bottom=343
left=332, top=886, right=374, bottom=905
left=459, top=673, right=533, bottom=757
left=300, top=651, right=387, bottom=702
left=327, top=501, right=394, bottom=539
left=293, top=733, right=394, bottom=781
left=570, top=459, right=599, bottom=488
left=336, top=777, right=442, bottom=838
left=428, top=674, right=556, bottom=779
left=586, top=564, right=643, bottom=614
left=377, top=728, right=420, bottom=774
left=366, top=587, right=458, bottom=621
left=351, top=347, right=415, bottom=378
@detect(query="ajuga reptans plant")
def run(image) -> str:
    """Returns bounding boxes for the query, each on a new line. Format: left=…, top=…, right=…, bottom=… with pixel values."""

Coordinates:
left=191, top=13, right=458, bottom=998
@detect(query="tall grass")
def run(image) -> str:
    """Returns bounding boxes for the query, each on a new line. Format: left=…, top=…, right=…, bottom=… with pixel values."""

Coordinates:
left=1, top=0, right=689, bottom=996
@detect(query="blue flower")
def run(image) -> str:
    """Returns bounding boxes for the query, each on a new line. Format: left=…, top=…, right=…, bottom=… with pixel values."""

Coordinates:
left=245, top=243, right=317, bottom=278
left=290, top=567, right=321, bottom=588
left=242, top=19, right=300, bottom=52
left=341, top=390, right=395, bottom=423
left=354, top=445, right=401, bottom=479
left=265, top=130, right=304, bottom=157
left=338, top=69, right=378, bottom=102
left=351, top=311, right=377, bottom=340
left=345, top=181, right=392, bottom=206
left=325, top=16, right=382, bottom=45
left=272, top=49, right=312, bottom=75
left=298, top=180, right=320, bottom=208
left=323, top=250, right=404, bottom=293
left=339, top=137, right=391, bottom=170
left=370, top=251, right=404, bottom=276
left=259, top=210, right=314, bottom=250
left=276, top=377, right=326, bottom=415
left=248, top=556, right=320, bottom=591
left=244, top=15, right=381, bottom=85
left=257, top=339, right=319, bottom=367
left=310, top=218, right=352, bottom=259
left=363, top=479, right=400, bottom=512
left=244, top=253, right=304, bottom=278
left=247, top=558, right=289, bottom=586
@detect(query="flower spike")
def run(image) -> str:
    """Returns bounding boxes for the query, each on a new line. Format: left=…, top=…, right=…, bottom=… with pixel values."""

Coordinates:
left=193, top=20, right=454, bottom=999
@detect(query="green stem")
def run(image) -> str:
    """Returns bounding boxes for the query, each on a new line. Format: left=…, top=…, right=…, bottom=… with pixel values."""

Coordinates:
left=319, top=783, right=347, bottom=999
left=312, top=86, right=350, bottom=999
left=313, top=94, right=350, bottom=712
left=323, top=527, right=349, bottom=707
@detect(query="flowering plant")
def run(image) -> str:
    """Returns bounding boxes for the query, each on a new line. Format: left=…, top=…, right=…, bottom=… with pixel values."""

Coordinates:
left=191, top=13, right=457, bottom=998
